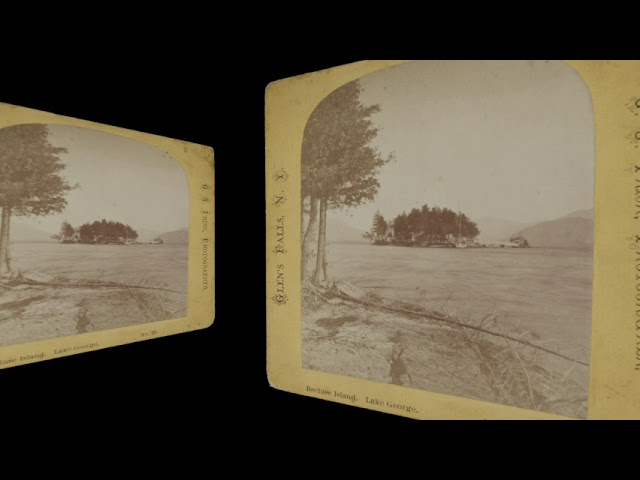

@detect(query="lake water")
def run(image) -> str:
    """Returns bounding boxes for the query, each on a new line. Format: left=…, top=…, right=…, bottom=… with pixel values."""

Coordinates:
left=9, top=242, right=189, bottom=293
left=326, top=242, right=593, bottom=355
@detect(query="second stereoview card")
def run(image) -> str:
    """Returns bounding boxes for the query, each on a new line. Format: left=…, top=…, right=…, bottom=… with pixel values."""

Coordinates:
left=267, top=60, right=640, bottom=420
left=0, top=102, right=214, bottom=369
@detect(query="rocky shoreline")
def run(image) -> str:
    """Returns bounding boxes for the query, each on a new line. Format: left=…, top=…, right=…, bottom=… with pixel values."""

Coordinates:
left=303, top=280, right=589, bottom=419
left=0, top=270, right=186, bottom=347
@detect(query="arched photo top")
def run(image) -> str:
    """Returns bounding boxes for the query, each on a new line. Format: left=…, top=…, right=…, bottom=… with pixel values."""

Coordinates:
left=300, top=60, right=595, bottom=420
left=0, top=123, right=189, bottom=237
left=302, top=60, right=595, bottom=236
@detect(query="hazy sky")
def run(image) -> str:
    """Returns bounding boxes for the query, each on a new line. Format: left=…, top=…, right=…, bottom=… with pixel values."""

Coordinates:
left=17, top=124, right=189, bottom=235
left=329, top=60, right=595, bottom=230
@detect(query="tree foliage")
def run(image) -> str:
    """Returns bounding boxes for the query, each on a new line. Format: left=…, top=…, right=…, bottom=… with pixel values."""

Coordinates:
left=0, top=124, right=72, bottom=217
left=387, top=205, right=480, bottom=245
left=61, top=221, right=75, bottom=238
left=52, top=220, right=76, bottom=241
left=302, top=80, right=391, bottom=210
left=301, top=80, right=391, bottom=283
left=76, top=219, right=138, bottom=243
left=0, top=124, right=74, bottom=273
left=369, top=211, right=388, bottom=243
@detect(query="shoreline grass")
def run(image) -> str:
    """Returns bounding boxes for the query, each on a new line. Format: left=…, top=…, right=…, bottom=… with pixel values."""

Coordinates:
left=303, top=280, right=589, bottom=418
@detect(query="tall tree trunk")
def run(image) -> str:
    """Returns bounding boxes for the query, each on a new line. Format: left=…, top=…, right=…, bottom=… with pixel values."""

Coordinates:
left=301, top=195, right=319, bottom=280
left=0, top=206, right=12, bottom=275
left=4, top=208, right=10, bottom=271
left=321, top=206, right=328, bottom=281
left=312, top=198, right=327, bottom=285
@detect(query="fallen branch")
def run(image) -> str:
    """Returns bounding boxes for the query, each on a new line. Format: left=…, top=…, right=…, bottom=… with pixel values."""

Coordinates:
left=15, top=280, right=186, bottom=295
left=303, top=282, right=332, bottom=302
left=331, top=290, right=590, bottom=368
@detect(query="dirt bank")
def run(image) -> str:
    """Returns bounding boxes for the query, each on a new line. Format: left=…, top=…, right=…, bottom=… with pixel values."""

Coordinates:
left=302, top=282, right=589, bottom=419
left=0, top=271, right=187, bottom=346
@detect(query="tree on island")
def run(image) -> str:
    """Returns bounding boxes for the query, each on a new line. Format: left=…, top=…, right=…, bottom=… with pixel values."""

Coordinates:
left=75, top=219, right=138, bottom=243
left=370, top=211, right=388, bottom=243
left=382, top=205, right=480, bottom=246
left=61, top=221, right=75, bottom=239
left=0, top=124, right=74, bottom=274
left=52, top=220, right=77, bottom=242
left=301, top=80, right=392, bottom=284
left=393, top=212, right=410, bottom=244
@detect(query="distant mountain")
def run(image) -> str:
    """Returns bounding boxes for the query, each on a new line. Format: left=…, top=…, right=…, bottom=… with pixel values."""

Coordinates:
left=514, top=210, right=593, bottom=248
left=563, top=208, right=594, bottom=220
left=11, top=222, right=56, bottom=243
left=475, top=217, right=531, bottom=243
left=157, top=227, right=189, bottom=244
left=327, top=217, right=368, bottom=244
left=136, top=228, right=161, bottom=243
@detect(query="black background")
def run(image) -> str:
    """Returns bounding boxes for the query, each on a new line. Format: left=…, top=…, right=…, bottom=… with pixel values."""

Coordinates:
left=0, top=56, right=414, bottom=428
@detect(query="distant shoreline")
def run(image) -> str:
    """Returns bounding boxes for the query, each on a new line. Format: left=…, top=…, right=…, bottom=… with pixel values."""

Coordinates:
left=328, top=241, right=593, bottom=251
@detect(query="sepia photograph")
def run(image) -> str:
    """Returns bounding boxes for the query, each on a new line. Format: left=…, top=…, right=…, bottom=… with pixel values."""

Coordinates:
left=0, top=123, right=190, bottom=347
left=300, top=60, right=594, bottom=419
